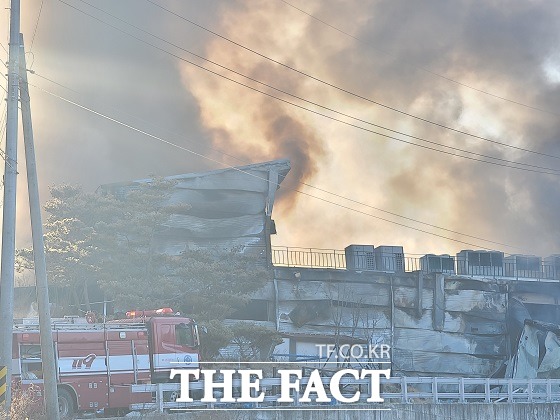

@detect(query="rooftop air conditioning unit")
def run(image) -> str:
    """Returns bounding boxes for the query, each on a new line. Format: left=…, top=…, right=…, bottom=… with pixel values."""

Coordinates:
left=345, top=245, right=375, bottom=271
left=544, top=255, right=560, bottom=280
left=504, top=255, right=542, bottom=279
left=374, top=245, right=404, bottom=273
left=456, top=250, right=504, bottom=277
left=420, top=254, right=455, bottom=275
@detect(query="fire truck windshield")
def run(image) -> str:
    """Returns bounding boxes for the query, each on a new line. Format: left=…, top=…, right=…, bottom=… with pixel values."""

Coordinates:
left=175, top=323, right=196, bottom=347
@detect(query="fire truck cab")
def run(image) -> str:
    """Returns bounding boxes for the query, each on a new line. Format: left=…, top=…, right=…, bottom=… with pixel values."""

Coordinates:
left=13, top=310, right=200, bottom=417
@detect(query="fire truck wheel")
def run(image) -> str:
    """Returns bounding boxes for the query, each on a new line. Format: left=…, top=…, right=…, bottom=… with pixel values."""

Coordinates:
left=57, top=388, right=75, bottom=419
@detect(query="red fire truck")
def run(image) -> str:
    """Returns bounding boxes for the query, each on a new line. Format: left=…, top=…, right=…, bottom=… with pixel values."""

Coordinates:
left=12, top=309, right=201, bottom=417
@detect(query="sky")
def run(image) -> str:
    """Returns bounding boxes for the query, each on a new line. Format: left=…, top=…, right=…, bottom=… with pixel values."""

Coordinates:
left=2, top=0, right=560, bottom=258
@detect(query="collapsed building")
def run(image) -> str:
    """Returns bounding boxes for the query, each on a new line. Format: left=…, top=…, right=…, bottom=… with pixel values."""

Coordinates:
left=262, top=260, right=560, bottom=379
left=147, top=158, right=557, bottom=379
left=99, top=159, right=290, bottom=260
left=15, top=158, right=560, bottom=379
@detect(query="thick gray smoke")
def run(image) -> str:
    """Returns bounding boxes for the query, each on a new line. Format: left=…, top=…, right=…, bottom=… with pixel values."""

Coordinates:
left=7, top=0, right=560, bottom=256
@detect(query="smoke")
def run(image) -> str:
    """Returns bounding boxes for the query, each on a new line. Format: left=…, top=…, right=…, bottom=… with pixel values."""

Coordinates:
left=261, top=104, right=325, bottom=198
left=178, top=0, right=560, bottom=256
left=5, top=0, right=560, bottom=257
left=178, top=0, right=329, bottom=207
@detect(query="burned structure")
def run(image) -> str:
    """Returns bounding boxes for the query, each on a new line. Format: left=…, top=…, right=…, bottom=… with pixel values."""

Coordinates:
left=99, top=159, right=290, bottom=261
left=262, top=250, right=560, bottom=378
left=15, top=158, right=560, bottom=379
left=183, top=160, right=558, bottom=379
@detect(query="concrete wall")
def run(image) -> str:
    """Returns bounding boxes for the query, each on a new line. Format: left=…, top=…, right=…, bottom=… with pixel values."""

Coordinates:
left=267, top=267, right=509, bottom=377
left=131, top=403, right=560, bottom=419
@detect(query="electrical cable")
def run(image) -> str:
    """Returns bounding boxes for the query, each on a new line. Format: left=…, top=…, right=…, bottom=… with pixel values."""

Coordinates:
left=0, top=71, right=9, bottom=94
left=29, top=69, right=255, bottom=167
left=28, top=70, right=77, bottom=93
left=29, top=0, right=534, bottom=249
left=30, top=0, right=46, bottom=52
left=57, top=1, right=560, bottom=173
left=28, top=80, right=524, bottom=252
left=278, top=0, right=560, bottom=118
left=22, top=2, right=553, bottom=247
left=142, top=0, right=560, bottom=161
left=28, top=70, right=516, bottom=248
left=53, top=0, right=560, bottom=175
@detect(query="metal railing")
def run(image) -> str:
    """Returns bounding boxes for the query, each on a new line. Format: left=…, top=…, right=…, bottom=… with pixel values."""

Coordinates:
left=131, top=376, right=560, bottom=412
left=271, top=246, right=560, bottom=281
left=271, top=247, right=346, bottom=269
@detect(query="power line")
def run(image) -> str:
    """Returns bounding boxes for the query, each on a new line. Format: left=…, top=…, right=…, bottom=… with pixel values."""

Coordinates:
left=28, top=70, right=516, bottom=248
left=278, top=0, right=560, bottom=118
left=30, top=0, right=46, bottom=52
left=54, top=0, right=560, bottom=176
left=28, top=70, right=78, bottom=92
left=142, top=0, right=560, bottom=161
left=42, top=0, right=536, bottom=249
left=29, top=68, right=255, bottom=166
left=0, top=71, right=9, bottom=94
left=28, top=80, right=522, bottom=252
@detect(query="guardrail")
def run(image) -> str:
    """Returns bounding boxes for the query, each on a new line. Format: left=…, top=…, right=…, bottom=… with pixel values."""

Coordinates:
left=271, top=247, right=346, bottom=269
left=270, top=247, right=422, bottom=271
left=271, top=246, right=560, bottom=281
left=131, top=376, right=560, bottom=412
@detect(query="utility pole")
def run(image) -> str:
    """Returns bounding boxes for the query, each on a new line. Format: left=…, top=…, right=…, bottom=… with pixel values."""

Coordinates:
left=0, top=0, right=20, bottom=412
left=19, top=34, right=60, bottom=420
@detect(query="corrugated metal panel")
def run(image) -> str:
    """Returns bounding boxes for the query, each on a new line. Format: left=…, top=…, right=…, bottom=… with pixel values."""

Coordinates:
left=163, top=214, right=264, bottom=239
